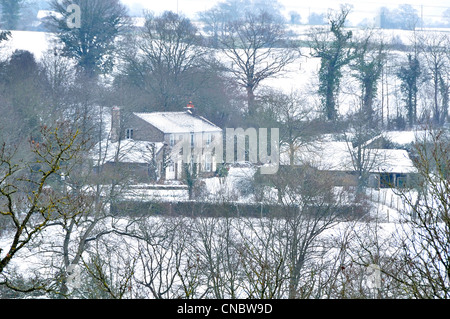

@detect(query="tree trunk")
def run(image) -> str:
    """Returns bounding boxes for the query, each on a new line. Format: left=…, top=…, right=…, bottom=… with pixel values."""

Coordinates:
left=434, top=72, right=440, bottom=125
left=246, top=85, right=256, bottom=116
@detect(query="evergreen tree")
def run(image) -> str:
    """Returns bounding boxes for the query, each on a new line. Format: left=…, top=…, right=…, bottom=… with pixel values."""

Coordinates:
left=0, top=0, right=25, bottom=30
left=0, top=29, right=10, bottom=42
left=45, top=0, right=129, bottom=78
left=0, top=50, right=49, bottom=143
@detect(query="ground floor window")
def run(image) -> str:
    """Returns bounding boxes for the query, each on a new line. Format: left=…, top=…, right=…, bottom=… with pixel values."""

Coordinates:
left=379, top=173, right=408, bottom=188
left=205, top=155, right=212, bottom=172
left=396, top=174, right=407, bottom=188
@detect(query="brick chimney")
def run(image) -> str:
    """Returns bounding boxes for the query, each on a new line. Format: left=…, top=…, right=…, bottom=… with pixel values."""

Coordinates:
left=185, top=101, right=196, bottom=115
left=111, top=106, right=120, bottom=142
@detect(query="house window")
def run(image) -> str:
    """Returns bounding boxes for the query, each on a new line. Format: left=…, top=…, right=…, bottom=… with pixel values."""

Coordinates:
left=169, top=162, right=175, bottom=172
left=126, top=128, right=134, bottom=140
left=206, top=133, right=212, bottom=146
left=205, top=155, right=212, bottom=172
left=170, top=134, right=175, bottom=147
left=380, top=173, right=394, bottom=188
left=190, top=133, right=195, bottom=148
left=396, top=174, right=407, bottom=188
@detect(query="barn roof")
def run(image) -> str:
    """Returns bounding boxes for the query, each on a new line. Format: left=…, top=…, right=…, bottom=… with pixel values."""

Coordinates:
left=281, top=141, right=417, bottom=174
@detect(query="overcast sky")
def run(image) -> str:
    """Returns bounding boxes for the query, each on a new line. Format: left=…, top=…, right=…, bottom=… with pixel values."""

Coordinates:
left=121, top=0, right=450, bottom=24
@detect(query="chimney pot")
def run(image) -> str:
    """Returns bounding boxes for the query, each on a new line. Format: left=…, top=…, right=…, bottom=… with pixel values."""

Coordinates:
left=185, top=101, right=196, bottom=115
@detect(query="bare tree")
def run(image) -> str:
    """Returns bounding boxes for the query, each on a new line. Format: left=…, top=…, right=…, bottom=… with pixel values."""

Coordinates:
left=40, top=47, right=77, bottom=120
left=219, top=10, right=297, bottom=116
left=0, top=122, right=87, bottom=293
left=387, top=128, right=450, bottom=298
left=80, top=233, right=138, bottom=299
left=253, top=163, right=349, bottom=298
left=258, top=89, right=319, bottom=166
left=118, top=11, right=211, bottom=112
left=198, top=6, right=229, bottom=48
left=233, top=216, right=288, bottom=298
left=347, top=128, right=450, bottom=299
left=135, top=216, right=189, bottom=299
left=280, top=167, right=347, bottom=298
left=343, top=110, right=383, bottom=192
left=417, top=32, right=449, bottom=126
left=187, top=213, right=241, bottom=298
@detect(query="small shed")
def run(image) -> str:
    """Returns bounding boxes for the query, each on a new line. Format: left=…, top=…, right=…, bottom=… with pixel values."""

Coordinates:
left=366, top=149, right=418, bottom=188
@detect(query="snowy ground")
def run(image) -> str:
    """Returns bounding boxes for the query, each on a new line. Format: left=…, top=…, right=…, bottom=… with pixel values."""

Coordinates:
left=87, top=162, right=416, bottom=225
left=0, top=187, right=416, bottom=298
left=0, top=30, right=56, bottom=60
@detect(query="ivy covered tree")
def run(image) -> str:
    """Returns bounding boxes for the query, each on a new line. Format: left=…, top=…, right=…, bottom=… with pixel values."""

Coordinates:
left=350, top=34, right=386, bottom=127
left=397, top=53, right=421, bottom=128
left=309, top=5, right=354, bottom=121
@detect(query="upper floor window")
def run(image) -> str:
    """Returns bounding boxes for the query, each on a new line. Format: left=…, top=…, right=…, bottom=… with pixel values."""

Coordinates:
left=126, top=128, right=134, bottom=140
left=206, top=133, right=212, bottom=146
left=170, top=134, right=175, bottom=147
left=190, top=133, right=195, bottom=148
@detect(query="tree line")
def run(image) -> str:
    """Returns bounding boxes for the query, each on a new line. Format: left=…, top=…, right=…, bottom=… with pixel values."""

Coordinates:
left=2, top=1, right=449, bottom=135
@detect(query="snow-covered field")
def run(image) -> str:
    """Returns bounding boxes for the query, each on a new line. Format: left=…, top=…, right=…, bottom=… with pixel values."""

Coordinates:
left=0, top=190, right=418, bottom=298
left=0, top=30, right=56, bottom=60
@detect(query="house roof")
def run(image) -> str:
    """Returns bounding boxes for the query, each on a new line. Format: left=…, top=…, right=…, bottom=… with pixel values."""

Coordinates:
left=92, top=139, right=164, bottom=165
left=134, top=111, right=222, bottom=134
left=281, top=141, right=417, bottom=174
left=382, top=130, right=430, bottom=146
left=368, top=149, right=418, bottom=174
left=363, top=130, right=429, bottom=148
left=281, top=141, right=355, bottom=171
left=37, top=10, right=63, bottom=20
